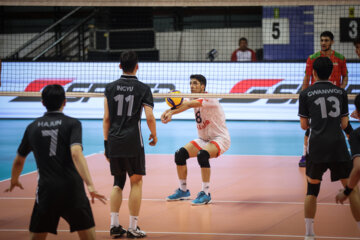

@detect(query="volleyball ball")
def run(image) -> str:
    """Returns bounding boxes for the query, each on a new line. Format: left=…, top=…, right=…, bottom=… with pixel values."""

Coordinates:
left=165, top=90, right=184, bottom=109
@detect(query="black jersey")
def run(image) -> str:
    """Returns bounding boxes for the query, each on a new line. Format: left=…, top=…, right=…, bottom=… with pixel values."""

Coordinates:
left=350, top=128, right=360, bottom=159
left=298, top=81, right=350, bottom=163
left=17, top=112, right=86, bottom=197
left=105, top=75, right=154, bottom=158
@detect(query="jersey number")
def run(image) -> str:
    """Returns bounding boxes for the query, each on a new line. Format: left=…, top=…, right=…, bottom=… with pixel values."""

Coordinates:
left=41, top=129, right=59, bottom=157
left=195, top=111, right=202, bottom=123
left=314, top=96, right=340, bottom=118
left=114, top=94, right=134, bottom=116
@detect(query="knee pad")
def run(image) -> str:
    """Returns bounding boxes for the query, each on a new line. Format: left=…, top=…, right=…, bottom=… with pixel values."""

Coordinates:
left=175, top=147, right=189, bottom=166
left=113, top=172, right=126, bottom=190
left=307, top=182, right=320, bottom=197
left=197, top=150, right=210, bottom=168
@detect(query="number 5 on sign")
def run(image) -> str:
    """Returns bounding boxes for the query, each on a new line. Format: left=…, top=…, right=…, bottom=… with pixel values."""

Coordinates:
left=262, top=18, right=290, bottom=44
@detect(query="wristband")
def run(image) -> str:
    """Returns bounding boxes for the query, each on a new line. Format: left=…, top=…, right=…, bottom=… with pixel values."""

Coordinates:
left=344, top=185, right=353, bottom=196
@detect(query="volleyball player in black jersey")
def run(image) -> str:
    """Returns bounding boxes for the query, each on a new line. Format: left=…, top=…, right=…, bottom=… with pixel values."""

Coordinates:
left=103, top=51, right=157, bottom=238
left=298, top=57, right=360, bottom=240
left=6, top=84, right=106, bottom=240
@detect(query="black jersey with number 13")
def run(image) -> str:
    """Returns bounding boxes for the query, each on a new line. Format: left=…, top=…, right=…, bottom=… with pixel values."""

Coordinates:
left=298, top=81, right=350, bottom=163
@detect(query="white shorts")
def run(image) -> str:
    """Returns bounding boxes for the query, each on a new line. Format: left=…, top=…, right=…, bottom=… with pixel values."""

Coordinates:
left=190, top=136, right=230, bottom=157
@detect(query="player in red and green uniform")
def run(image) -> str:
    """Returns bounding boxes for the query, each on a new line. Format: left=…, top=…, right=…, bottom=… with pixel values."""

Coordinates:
left=304, top=50, right=348, bottom=88
left=299, top=31, right=349, bottom=168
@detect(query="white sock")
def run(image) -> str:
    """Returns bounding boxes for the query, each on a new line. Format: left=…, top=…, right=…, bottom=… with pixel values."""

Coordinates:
left=357, top=221, right=360, bottom=230
left=202, top=182, right=210, bottom=195
left=303, top=144, right=307, bottom=156
left=305, top=218, right=315, bottom=236
left=129, top=215, right=138, bottom=230
left=179, top=179, right=187, bottom=192
left=110, top=212, right=119, bottom=228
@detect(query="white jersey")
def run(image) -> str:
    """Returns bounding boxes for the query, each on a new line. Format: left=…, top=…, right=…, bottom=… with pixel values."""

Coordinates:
left=193, top=98, right=230, bottom=142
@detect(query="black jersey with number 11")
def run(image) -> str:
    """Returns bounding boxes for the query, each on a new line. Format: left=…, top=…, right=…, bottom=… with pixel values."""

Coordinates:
left=105, top=75, right=154, bottom=158
left=298, top=81, right=350, bottom=163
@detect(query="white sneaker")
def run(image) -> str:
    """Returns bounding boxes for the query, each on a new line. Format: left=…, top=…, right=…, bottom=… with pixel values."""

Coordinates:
left=127, top=226, right=146, bottom=238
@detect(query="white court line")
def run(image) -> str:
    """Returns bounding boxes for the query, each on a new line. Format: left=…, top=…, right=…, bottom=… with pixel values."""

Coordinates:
left=0, top=229, right=359, bottom=239
left=0, top=197, right=349, bottom=206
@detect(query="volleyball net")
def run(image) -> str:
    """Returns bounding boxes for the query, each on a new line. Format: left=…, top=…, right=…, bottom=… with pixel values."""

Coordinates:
left=0, top=4, right=360, bottom=119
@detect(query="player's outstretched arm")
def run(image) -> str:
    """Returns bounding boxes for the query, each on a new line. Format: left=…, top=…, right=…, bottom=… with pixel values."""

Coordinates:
left=144, top=105, right=157, bottom=146
left=5, top=154, right=25, bottom=192
left=161, top=100, right=202, bottom=124
left=71, top=145, right=107, bottom=204
left=336, top=156, right=360, bottom=204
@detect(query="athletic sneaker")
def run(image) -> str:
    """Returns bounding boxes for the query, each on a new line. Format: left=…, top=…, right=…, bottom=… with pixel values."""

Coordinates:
left=191, top=191, right=211, bottom=205
left=110, top=225, right=126, bottom=238
left=166, top=188, right=191, bottom=201
left=127, top=226, right=146, bottom=238
left=298, top=155, right=306, bottom=167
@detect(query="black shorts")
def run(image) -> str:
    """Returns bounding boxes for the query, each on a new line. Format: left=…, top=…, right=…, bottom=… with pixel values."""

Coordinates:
left=29, top=198, right=95, bottom=234
left=306, top=157, right=353, bottom=182
left=110, top=152, right=146, bottom=176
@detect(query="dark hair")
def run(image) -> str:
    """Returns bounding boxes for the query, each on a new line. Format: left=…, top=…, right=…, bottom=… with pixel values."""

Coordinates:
left=354, top=37, right=360, bottom=46
left=320, top=31, right=334, bottom=41
left=313, top=57, right=333, bottom=80
left=42, top=84, right=65, bottom=111
left=355, top=94, right=360, bottom=112
left=120, top=51, right=138, bottom=73
left=239, top=37, right=248, bottom=44
left=190, top=74, right=207, bottom=88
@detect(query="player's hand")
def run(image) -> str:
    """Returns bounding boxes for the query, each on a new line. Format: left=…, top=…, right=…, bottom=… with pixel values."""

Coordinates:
left=4, top=179, right=24, bottom=192
left=87, top=185, right=107, bottom=204
left=351, top=110, right=360, bottom=120
left=149, top=134, right=157, bottom=146
left=161, top=110, right=171, bottom=123
left=335, top=189, right=348, bottom=204
left=161, top=112, right=173, bottom=124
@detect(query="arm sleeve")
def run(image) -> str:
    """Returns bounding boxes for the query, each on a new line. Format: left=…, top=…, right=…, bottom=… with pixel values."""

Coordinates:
left=298, top=92, right=309, bottom=118
left=17, top=127, right=31, bottom=157
left=143, top=86, right=154, bottom=108
left=70, top=120, right=83, bottom=147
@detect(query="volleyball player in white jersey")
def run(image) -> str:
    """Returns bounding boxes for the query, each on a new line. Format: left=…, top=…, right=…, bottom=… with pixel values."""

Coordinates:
left=161, top=74, right=231, bottom=205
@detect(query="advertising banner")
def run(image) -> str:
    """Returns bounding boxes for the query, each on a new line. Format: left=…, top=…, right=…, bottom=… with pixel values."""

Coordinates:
left=0, top=62, right=359, bottom=120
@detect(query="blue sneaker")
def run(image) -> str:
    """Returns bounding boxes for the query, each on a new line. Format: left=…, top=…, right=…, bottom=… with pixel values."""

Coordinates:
left=166, top=188, right=190, bottom=201
left=298, top=155, right=306, bottom=168
left=191, top=191, right=211, bottom=205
